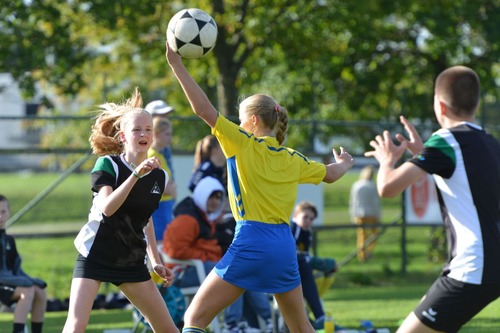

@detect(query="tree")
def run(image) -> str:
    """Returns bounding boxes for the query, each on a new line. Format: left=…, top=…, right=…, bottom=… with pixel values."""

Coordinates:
left=1, top=0, right=499, bottom=155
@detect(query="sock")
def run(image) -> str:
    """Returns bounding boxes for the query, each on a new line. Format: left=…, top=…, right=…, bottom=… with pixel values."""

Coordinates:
left=32, top=321, right=44, bottom=333
left=317, top=274, right=335, bottom=298
left=13, top=323, right=25, bottom=333
left=182, top=326, right=206, bottom=333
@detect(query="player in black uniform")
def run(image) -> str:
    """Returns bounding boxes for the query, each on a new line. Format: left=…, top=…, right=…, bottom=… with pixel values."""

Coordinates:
left=366, top=66, right=500, bottom=332
left=63, top=88, right=179, bottom=333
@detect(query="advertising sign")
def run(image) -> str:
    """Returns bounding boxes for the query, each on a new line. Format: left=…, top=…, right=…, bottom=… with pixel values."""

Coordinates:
left=404, top=174, right=443, bottom=225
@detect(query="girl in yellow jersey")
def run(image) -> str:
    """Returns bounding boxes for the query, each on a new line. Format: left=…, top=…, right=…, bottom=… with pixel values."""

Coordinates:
left=166, top=42, right=354, bottom=333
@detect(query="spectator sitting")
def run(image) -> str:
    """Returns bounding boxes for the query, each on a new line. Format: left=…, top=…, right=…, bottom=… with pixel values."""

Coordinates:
left=145, top=99, right=176, bottom=181
left=0, top=194, right=47, bottom=333
left=163, top=176, right=226, bottom=287
left=290, top=201, right=338, bottom=330
left=189, top=134, right=227, bottom=193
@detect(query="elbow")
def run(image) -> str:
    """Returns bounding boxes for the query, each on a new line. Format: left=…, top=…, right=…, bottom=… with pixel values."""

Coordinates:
left=101, top=209, right=113, bottom=217
left=99, top=205, right=116, bottom=217
left=323, top=176, right=335, bottom=184
left=322, top=170, right=339, bottom=184
left=378, top=185, right=399, bottom=198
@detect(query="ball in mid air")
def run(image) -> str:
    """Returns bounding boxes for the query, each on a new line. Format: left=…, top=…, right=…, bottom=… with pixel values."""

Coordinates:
left=167, top=8, right=218, bottom=59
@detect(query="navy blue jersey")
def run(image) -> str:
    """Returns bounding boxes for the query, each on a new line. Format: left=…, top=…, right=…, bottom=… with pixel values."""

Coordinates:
left=189, top=160, right=226, bottom=192
left=290, top=221, right=312, bottom=253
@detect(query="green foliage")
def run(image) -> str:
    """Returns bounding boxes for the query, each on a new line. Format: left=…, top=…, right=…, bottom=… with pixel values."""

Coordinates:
left=2, top=0, right=499, bottom=155
left=2, top=169, right=500, bottom=332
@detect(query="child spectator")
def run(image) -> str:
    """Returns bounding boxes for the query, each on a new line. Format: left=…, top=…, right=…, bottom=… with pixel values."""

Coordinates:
left=0, top=194, right=47, bottom=333
left=145, top=99, right=176, bottom=181
left=189, top=134, right=227, bottom=193
left=291, top=201, right=338, bottom=330
left=148, top=117, right=177, bottom=240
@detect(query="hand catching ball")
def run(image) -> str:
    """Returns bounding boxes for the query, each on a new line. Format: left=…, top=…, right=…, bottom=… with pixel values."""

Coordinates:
left=167, top=8, right=218, bottom=59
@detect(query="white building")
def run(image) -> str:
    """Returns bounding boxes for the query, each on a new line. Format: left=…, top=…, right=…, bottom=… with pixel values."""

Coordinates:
left=0, top=73, right=28, bottom=149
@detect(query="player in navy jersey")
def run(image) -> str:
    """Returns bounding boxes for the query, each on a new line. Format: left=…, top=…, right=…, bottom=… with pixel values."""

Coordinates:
left=365, top=66, right=500, bottom=332
left=290, top=201, right=337, bottom=330
left=62, top=88, right=178, bottom=333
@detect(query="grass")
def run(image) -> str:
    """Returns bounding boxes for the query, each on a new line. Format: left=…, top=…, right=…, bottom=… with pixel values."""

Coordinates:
left=2, top=171, right=500, bottom=332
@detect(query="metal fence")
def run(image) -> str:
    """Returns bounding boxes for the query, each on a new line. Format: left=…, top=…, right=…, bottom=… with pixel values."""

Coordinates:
left=0, top=114, right=495, bottom=299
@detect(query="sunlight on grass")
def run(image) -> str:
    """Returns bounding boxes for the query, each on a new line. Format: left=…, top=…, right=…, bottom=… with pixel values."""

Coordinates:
left=2, top=171, right=500, bottom=332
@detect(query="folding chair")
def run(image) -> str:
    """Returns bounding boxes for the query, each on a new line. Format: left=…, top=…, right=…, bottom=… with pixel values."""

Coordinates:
left=131, top=275, right=186, bottom=333
left=157, top=246, right=222, bottom=333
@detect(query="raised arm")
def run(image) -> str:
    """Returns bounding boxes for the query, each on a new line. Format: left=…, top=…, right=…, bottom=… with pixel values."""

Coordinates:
left=165, top=42, right=218, bottom=128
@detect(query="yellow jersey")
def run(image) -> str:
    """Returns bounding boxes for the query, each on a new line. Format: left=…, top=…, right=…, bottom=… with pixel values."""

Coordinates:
left=148, top=148, right=174, bottom=202
left=212, top=114, right=326, bottom=224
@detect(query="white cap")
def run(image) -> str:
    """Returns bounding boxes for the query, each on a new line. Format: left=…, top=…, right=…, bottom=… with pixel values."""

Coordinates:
left=145, top=100, right=174, bottom=115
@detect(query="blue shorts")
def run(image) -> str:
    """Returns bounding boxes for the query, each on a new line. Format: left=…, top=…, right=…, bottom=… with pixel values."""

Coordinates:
left=152, top=199, right=175, bottom=241
left=214, top=221, right=300, bottom=293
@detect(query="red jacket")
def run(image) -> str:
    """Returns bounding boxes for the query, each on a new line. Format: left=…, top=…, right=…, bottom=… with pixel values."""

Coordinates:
left=163, top=176, right=225, bottom=262
left=163, top=210, right=222, bottom=262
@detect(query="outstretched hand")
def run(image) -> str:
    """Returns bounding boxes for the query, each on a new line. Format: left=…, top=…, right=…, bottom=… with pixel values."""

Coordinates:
left=364, top=130, right=407, bottom=167
left=395, top=115, right=424, bottom=155
left=332, top=146, right=355, bottom=168
left=323, top=146, right=355, bottom=183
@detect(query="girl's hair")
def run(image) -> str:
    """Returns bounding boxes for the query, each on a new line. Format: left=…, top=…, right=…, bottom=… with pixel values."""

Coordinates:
left=239, top=94, right=289, bottom=145
left=89, top=87, right=148, bottom=156
left=193, top=134, right=220, bottom=170
left=153, top=117, right=172, bottom=135
left=0, top=194, right=8, bottom=208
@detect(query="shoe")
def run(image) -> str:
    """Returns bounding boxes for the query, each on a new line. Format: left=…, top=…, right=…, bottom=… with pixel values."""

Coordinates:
left=238, top=321, right=261, bottom=333
left=222, top=322, right=240, bottom=333
left=264, top=318, right=274, bottom=333
left=312, top=316, right=325, bottom=330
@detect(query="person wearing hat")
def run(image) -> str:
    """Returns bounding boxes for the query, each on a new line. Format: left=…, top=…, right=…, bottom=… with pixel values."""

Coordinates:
left=145, top=100, right=176, bottom=183
left=145, top=100, right=175, bottom=116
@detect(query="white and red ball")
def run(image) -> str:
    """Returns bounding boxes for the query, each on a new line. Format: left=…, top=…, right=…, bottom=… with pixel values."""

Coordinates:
left=167, top=8, right=218, bottom=59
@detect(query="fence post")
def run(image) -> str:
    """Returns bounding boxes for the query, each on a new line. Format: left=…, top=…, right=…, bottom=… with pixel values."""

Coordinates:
left=401, top=191, right=408, bottom=274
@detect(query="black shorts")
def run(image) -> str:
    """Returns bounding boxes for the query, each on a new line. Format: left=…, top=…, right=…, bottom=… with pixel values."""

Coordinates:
left=0, top=285, right=15, bottom=306
left=414, top=276, right=500, bottom=332
left=73, top=254, right=151, bottom=286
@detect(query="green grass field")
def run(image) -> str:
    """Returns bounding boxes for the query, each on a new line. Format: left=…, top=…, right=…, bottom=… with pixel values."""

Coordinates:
left=1, top=171, right=500, bottom=332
